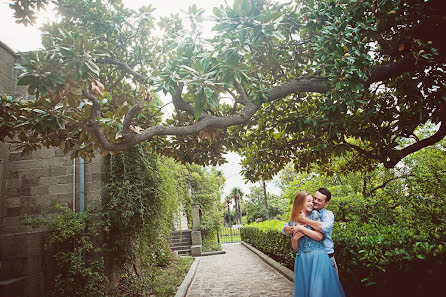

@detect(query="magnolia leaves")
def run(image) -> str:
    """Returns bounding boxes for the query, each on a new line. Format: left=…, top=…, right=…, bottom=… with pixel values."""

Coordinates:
left=199, top=127, right=219, bottom=143
left=16, top=27, right=106, bottom=111
left=90, top=80, right=105, bottom=98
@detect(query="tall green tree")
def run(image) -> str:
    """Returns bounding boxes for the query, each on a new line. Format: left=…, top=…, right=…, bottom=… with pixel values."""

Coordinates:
left=244, top=185, right=287, bottom=223
left=224, top=194, right=232, bottom=225
left=229, top=187, right=243, bottom=224
left=2, top=0, right=445, bottom=181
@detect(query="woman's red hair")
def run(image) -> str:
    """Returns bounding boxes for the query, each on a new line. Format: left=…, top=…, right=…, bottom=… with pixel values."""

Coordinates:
left=290, top=191, right=312, bottom=221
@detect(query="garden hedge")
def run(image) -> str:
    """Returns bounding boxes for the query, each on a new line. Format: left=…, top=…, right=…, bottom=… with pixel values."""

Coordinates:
left=241, top=220, right=445, bottom=297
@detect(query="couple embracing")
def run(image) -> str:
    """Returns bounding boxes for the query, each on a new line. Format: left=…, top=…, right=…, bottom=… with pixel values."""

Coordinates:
left=282, top=188, right=346, bottom=297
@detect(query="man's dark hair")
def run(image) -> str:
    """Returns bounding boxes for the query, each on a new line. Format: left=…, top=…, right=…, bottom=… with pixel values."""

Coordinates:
left=317, top=187, right=332, bottom=202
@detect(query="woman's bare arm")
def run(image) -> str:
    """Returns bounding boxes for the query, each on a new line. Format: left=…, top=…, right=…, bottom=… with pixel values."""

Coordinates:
left=294, top=225, right=323, bottom=241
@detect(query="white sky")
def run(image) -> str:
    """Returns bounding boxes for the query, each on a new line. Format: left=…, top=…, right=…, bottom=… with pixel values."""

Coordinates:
left=0, top=0, right=282, bottom=197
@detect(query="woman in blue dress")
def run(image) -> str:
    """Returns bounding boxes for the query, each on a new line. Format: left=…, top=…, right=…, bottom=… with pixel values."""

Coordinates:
left=285, top=191, right=346, bottom=297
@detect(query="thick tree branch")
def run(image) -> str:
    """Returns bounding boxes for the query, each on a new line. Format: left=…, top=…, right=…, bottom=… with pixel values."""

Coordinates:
left=266, top=77, right=327, bottom=101
left=366, top=55, right=415, bottom=87
left=90, top=55, right=424, bottom=155
left=233, top=81, right=251, bottom=105
left=82, top=89, right=100, bottom=124
left=347, top=104, right=445, bottom=168
left=90, top=99, right=259, bottom=151
left=387, top=116, right=446, bottom=168
left=171, top=83, right=194, bottom=115
left=364, top=174, right=415, bottom=197
left=122, top=101, right=144, bottom=136
left=265, top=56, right=415, bottom=102
left=97, top=58, right=147, bottom=83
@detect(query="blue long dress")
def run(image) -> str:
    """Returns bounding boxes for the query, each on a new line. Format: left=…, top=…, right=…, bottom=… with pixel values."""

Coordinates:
left=292, top=211, right=346, bottom=297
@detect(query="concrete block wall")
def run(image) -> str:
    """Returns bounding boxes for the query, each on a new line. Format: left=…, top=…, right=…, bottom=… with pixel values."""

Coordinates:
left=0, top=41, right=28, bottom=97
left=0, top=143, right=104, bottom=297
left=0, top=40, right=105, bottom=297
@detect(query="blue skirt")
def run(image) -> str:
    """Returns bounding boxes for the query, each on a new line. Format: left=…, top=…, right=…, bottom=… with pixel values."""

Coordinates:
left=293, top=250, right=346, bottom=297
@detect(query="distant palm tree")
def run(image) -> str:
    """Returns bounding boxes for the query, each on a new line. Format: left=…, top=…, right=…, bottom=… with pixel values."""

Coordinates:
left=225, top=194, right=232, bottom=225
left=230, top=187, right=243, bottom=225
left=215, top=170, right=225, bottom=200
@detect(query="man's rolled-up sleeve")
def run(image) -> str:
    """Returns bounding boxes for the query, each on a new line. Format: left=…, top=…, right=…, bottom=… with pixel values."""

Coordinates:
left=321, top=212, right=334, bottom=234
left=282, top=223, right=288, bottom=235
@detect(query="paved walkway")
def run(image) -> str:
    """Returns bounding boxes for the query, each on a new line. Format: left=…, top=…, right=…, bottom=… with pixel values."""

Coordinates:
left=186, top=243, right=293, bottom=297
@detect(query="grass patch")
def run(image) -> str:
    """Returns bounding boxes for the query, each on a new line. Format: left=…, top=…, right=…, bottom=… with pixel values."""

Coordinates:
left=202, top=239, right=222, bottom=252
left=151, top=256, right=194, bottom=296
left=116, top=256, right=194, bottom=297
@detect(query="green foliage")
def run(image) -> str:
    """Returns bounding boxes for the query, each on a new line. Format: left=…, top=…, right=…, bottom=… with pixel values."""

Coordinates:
left=241, top=220, right=295, bottom=269
left=235, top=0, right=446, bottom=181
left=202, top=234, right=222, bottom=252
left=151, top=256, right=194, bottom=297
left=4, top=0, right=444, bottom=178
left=244, top=185, right=288, bottom=223
left=103, top=144, right=177, bottom=268
left=114, top=256, right=193, bottom=297
left=242, top=218, right=446, bottom=297
left=0, top=95, right=19, bottom=142
left=225, top=187, right=243, bottom=225
left=186, top=165, right=224, bottom=237
left=9, top=0, right=49, bottom=25
left=22, top=144, right=195, bottom=296
left=23, top=202, right=106, bottom=297
left=334, top=222, right=446, bottom=296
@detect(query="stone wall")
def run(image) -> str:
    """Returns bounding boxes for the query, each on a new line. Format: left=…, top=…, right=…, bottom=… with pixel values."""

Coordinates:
left=0, top=41, right=105, bottom=297
left=0, top=41, right=28, bottom=97
left=0, top=144, right=104, bottom=297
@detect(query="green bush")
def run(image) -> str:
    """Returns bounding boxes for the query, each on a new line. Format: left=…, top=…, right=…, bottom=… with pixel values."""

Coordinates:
left=103, top=145, right=176, bottom=269
left=202, top=234, right=222, bottom=252
left=241, top=220, right=446, bottom=297
left=241, top=220, right=295, bottom=269
left=23, top=202, right=106, bottom=297
left=334, top=222, right=446, bottom=296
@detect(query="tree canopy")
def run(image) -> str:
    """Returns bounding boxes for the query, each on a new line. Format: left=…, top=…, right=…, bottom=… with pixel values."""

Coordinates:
left=2, top=0, right=445, bottom=181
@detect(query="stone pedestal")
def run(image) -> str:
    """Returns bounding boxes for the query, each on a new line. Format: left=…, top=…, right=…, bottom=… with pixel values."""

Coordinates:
left=191, top=205, right=202, bottom=256
left=191, top=245, right=202, bottom=257
left=191, top=230, right=202, bottom=245
left=192, top=205, right=200, bottom=231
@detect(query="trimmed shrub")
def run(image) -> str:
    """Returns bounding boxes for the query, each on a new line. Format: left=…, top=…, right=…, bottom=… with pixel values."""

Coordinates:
left=334, top=222, right=446, bottom=296
left=241, top=220, right=446, bottom=297
left=241, top=220, right=295, bottom=269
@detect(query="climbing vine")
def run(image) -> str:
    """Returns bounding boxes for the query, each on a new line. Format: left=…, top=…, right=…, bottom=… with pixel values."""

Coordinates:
left=103, top=144, right=178, bottom=269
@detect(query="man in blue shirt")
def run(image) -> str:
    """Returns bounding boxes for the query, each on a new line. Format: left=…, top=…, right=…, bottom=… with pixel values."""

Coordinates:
left=282, top=188, right=338, bottom=274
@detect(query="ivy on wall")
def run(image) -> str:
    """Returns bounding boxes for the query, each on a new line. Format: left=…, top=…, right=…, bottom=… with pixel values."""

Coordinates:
left=103, top=144, right=178, bottom=269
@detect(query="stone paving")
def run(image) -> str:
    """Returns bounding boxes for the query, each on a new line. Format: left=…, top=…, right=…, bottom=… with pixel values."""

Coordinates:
left=185, top=242, right=293, bottom=297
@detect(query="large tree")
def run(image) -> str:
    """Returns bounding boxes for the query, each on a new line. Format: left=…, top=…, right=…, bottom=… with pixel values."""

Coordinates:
left=2, top=0, right=445, bottom=180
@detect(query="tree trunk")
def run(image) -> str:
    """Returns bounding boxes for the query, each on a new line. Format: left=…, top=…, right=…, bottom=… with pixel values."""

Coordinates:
left=227, top=202, right=231, bottom=225
left=237, top=198, right=242, bottom=224
left=234, top=197, right=241, bottom=224
left=262, top=180, right=270, bottom=220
